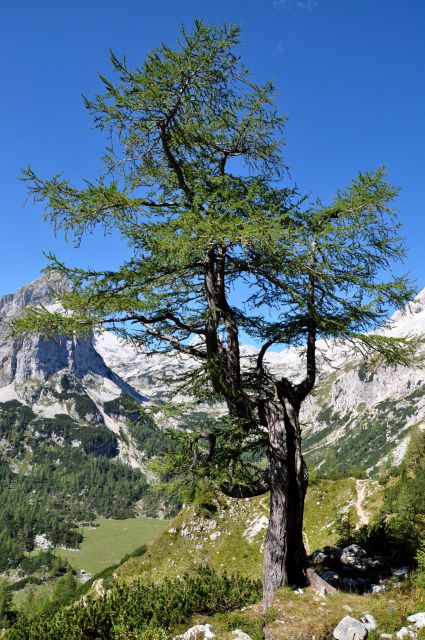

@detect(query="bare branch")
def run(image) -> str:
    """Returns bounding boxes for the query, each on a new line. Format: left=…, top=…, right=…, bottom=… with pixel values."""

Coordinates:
left=220, top=469, right=270, bottom=498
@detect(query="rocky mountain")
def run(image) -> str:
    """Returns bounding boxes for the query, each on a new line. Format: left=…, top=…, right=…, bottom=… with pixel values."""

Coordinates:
left=1, top=274, right=424, bottom=489
left=0, top=274, right=152, bottom=469
left=300, top=289, right=425, bottom=475
left=0, top=276, right=168, bottom=570
left=95, top=288, right=425, bottom=477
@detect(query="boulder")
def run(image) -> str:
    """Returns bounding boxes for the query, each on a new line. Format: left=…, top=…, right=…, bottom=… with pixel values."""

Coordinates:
left=391, top=567, right=410, bottom=578
left=341, top=545, right=367, bottom=566
left=361, top=614, right=377, bottom=632
left=321, top=570, right=340, bottom=585
left=395, top=627, right=415, bottom=639
left=231, top=631, right=253, bottom=640
left=324, top=546, right=343, bottom=558
left=173, top=624, right=215, bottom=639
left=311, top=551, right=328, bottom=564
left=333, top=615, right=368, bottom=640
left=341, top=577, right=367, bottom=591
left=407, top=612, right=425, bottom=629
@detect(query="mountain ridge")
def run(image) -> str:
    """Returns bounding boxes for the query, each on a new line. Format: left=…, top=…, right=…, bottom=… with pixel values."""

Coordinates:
left=1, top=273, right=424, bottom=481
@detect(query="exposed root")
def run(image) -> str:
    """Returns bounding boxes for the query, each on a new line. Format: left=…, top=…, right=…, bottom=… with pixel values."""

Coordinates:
left=306, top=567, right=337, bottom=595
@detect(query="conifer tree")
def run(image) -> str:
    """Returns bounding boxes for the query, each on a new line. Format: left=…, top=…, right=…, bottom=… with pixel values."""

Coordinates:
left=15, top=21, right=416, bottom=604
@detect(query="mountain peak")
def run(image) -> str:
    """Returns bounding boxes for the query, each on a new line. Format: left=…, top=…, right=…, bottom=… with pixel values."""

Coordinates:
left=0, top=273, right=64, bottom=319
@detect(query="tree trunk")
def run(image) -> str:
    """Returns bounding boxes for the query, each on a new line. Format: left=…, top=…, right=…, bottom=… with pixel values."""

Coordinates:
left=262, top=392, right=308, bottom=609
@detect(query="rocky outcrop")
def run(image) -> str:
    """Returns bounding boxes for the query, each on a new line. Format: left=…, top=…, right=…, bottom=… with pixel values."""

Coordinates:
left=332, top=611, right=425, bottom=639
left=0, top=274, right=146, bottom=468
left=173, top=625, right=253, bottom=640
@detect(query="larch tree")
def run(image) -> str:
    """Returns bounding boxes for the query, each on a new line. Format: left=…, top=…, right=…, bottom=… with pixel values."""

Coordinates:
left=14, top=22, right=416, bottom=605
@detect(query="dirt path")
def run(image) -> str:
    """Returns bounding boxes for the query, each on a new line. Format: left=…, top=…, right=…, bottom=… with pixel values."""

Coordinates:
left=355, top=479, right=369, bottom=527
left=303, top=531, right=311, bottom=555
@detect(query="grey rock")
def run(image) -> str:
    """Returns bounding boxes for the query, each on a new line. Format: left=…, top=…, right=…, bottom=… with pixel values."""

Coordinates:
left=321, top=571, right=339, bottom=585
left=391, top=567, right=410, bottom=578
left=333, top=615, right=368, bottom=640
left=341, top=576, right=367, bottom=591
left=231, top=631, right=253, bottom=640
left=372, top=584, right=385, bottom=594
left=311, top=551, right=327, bottom=564
left=361, top=614, right=378, bottom=632
left=173, top=625, right=215, bottom=639
left=407, top=612, right=425, bottom=628
left=341, top=545, right=367, bottom=566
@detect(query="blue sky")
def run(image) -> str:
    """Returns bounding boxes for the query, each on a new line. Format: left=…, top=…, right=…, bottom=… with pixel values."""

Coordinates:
left=1, top=0, right=424, bottom=297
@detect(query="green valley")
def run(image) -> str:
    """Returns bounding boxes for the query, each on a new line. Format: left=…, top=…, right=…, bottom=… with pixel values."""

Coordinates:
left=51, top=517, right=170, bottom=575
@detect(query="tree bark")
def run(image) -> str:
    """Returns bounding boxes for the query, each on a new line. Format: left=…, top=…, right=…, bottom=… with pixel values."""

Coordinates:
left=262, top=391, right=308, bottom=609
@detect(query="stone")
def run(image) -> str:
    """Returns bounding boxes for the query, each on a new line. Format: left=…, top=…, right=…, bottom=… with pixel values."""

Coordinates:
left=372, top=584, right=385, bottom=594
left=333, top=615, right=368, bottom=640
left=361, top=614, right=378, bottom=632
left=210, top=530, right=222, bottom=541
left=341, top=576, right=367, bottom=591
left=391, top=567, right=409, bottom=578
left=231, top=631, right=253, bottom=640
left=173, top=624, right=216, bottom=639
left=407, top=612, right=425, bottom=628
left=395, top=628, right=413, bottom=639
left=379, top=635, right=393, bottom=639
left=343, top=605, right=354, bottom=612
left=311, top=551, right=327, bottom=564
left=340, top=545, right=367, bottom=566
left=321, top=570, right=339, bottom=584
left=323, top=546, right=343, bottom=557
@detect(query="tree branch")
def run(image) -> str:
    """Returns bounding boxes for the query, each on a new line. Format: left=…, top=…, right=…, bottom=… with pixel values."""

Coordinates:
left=220, top=469, right=270, bottom=498
left=256, top=338, right=278, bottom=373
left=102, top=314, right=207, bottom=359
left=159, top=123, right=192, bottom=199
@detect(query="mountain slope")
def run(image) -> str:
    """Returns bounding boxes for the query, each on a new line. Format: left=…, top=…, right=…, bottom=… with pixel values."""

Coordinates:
left=0, top=276, right=168, bottom=571
left=0, top=275, right=424, bottom=571
left=96, top=288, right=425, bottom=476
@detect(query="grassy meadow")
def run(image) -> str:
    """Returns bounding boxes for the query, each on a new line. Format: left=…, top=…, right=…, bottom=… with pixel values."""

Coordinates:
left=53, top=516, right=170, bottom=575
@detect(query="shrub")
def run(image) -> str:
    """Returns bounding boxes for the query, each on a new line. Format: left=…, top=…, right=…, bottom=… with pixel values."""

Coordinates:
left=7, top=567, right=261, bottom=639
left=415, top=539, right=425, bottom=591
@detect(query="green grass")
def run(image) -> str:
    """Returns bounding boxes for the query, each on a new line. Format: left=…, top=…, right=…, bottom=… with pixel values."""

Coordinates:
left=303, top=478, right=357, bottom=552
left=115, top=479, right=383, bottom=584
left=53, top=517, right=169, bottom=575
left=187, top=582, right=425, bottom=640
left=13, top=580, right=56, bottom=610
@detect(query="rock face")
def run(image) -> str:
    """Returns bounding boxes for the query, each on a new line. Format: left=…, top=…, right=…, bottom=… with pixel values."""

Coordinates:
left=0, top=274, right=142, bottom=394
left=0, top=275, right=147, bottom=468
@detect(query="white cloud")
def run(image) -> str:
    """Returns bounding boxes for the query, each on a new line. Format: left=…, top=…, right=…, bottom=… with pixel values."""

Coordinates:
left=296, top=0, right=318, bottom=9
left=273, top=0, right=318, bottom=10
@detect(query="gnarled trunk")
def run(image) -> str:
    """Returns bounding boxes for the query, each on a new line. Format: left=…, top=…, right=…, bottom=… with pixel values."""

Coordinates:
left=262, top=392, right=308, bottom=608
